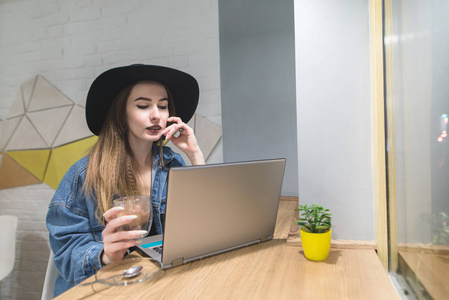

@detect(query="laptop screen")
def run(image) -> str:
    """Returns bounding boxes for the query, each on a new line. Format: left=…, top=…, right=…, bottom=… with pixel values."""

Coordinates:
left=161, top=158, right=286, bottom=267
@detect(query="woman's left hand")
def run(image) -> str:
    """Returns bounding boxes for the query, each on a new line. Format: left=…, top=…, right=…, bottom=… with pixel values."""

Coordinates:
left=162, top=117, right=205, bottom=165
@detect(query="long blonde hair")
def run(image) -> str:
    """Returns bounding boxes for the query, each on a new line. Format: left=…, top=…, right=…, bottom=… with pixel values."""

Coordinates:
left=83, top=80, right=176, bottom=223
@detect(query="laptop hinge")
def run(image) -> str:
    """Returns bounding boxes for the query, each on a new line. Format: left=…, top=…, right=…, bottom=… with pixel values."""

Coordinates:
left=172, top=258, right=184, bottom=267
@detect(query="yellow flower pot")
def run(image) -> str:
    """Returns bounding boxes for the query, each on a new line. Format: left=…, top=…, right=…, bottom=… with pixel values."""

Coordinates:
left=300, top=228, right=332, bottom=261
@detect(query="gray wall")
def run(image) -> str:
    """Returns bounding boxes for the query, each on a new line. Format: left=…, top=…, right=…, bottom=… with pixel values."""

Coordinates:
left=294, top=0, right=374, bottom=240
left=218, top=0, right=298, bottom=196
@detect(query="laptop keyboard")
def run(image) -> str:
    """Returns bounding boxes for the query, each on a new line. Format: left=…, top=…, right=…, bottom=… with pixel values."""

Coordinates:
left=154, top=246, right=163, bottom=254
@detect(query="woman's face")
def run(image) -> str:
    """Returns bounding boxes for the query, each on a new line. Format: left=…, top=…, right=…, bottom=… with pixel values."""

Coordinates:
left=126, top=81, right=170, bottom=145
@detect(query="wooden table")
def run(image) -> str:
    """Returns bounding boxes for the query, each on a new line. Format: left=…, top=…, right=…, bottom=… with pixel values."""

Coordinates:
left=56, top=199, right=399, bottom=300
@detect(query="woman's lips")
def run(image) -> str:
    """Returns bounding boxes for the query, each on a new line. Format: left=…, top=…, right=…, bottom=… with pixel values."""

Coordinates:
left=147, top=125, right=162, bottom=134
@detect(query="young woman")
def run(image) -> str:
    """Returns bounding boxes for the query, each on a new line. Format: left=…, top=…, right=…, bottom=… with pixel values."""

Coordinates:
left=46, top=65, right=204, bottom=296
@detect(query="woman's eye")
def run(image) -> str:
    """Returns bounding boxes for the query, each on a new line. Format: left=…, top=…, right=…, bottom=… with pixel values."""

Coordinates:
left=159, top=105, right=168, bottom=110
left=137, top=105, right=148, bottom=109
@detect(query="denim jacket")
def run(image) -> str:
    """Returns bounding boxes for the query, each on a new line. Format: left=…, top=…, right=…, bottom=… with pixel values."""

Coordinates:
left=46, top=145, right=185, bottom=297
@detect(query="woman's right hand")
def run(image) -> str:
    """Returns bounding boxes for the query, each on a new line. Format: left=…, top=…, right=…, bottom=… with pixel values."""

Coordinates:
left=101, top=207, right=147, bottom=266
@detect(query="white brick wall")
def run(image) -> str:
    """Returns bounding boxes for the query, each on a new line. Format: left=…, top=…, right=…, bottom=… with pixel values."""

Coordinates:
left=0, top=1, right=221, bottom=299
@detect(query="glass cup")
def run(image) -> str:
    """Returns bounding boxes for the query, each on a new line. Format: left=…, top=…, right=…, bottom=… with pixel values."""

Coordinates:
left=113, top=195, right=152, bottom=239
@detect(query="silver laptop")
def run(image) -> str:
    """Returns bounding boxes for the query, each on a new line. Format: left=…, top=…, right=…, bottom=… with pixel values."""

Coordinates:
left=137, top=158, right=286, bottom=269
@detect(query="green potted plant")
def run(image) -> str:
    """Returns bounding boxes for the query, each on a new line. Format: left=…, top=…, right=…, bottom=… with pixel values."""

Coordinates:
left=295, top=204, right=332, bottom=261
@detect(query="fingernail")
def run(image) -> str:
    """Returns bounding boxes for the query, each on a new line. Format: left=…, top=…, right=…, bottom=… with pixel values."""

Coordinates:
left=135, top=230, right=148, bottom=237
left=104, top=207, right=124, bottom=217
left=124, top=215, right=138, bottom=221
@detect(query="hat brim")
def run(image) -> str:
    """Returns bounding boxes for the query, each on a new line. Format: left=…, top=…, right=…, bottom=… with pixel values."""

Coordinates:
left=86, top=64, right=199, bottom=136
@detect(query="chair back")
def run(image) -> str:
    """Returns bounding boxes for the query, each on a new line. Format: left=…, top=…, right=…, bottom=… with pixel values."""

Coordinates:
left=41, top=251, right=58, bottom=300
left=0, top=215, right=18, bottom=281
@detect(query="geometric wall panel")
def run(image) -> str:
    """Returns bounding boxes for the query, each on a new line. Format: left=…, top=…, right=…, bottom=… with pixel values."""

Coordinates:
left=0, top=75, right=96, bottom=190
left=7, top=149, right=51, bottom=181
left=0, top=153, right=41, bottom=189
left=28, top=76, right=73, bottom=112
left=194, top=113, right=222, bottom=160
left=21, top=76, right=37, bottom=109
left=43, top=136, right=98, bottom=190
left=6, top=117, right=49, bottom=151
left=0, top=116, right=22, bottom=151
left=28, top=106, right=72, bottom=147
left=53, top=105, right=92, bottom=148
left=8, top=90, right=25, bottom=119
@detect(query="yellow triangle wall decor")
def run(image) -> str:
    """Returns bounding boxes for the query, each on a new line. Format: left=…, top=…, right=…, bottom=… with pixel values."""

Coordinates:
left=7, top=149, right=51, bottom=181
left=44, top=136, right=98, bottom=189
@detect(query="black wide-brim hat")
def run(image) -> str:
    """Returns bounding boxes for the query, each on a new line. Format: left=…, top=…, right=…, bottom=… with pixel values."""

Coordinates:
left=86, top=64, right=199, bottom=136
